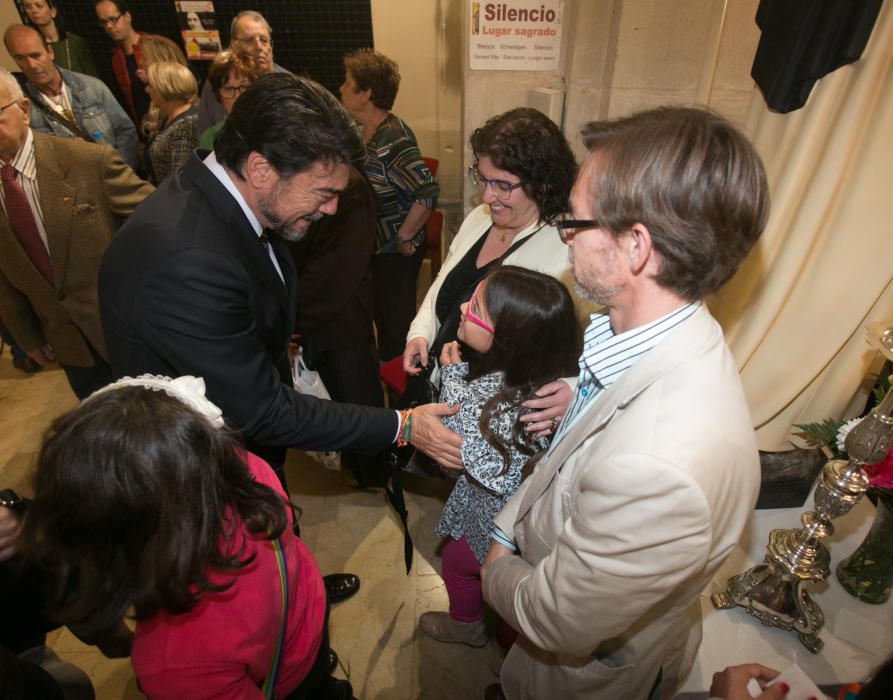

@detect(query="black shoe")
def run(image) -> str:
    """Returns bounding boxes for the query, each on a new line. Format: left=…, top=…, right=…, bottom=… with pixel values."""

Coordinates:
left=332, top=678, right=354, bottom=700
left=327, top=648, right=338, bottom=674
left=484, top=683, right=507, bottom=700
left=323, top=573, right=359, bottom=604
left=12, top=356, right=40, bottom=374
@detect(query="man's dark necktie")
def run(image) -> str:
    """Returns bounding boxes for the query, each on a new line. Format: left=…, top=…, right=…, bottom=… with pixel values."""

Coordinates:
left=1, top=164, right=53, bottom=284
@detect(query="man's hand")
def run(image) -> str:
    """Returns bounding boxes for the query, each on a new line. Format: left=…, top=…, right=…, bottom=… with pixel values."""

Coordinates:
left=396, top=238, right=418, bottom=256
left=403, top=337, right=429, bottom=375
left=709, top=664, right=788, bottom=700
left=439, top=341, right=462, bottom=367
left=0, top=506, right=22, bottom=562
left=481, top=541, right=514, bottom=586
left=26, top=344, right=55, bottom=367
left=520, top=379, right=572, bottom=436
left=410, top=402, right=463, bottom=472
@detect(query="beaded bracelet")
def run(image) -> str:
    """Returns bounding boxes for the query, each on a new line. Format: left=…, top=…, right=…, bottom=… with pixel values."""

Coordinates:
left=397, top=408, right=414, bottom=447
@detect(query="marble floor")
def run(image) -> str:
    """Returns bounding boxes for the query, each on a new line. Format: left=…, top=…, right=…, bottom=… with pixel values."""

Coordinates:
left=0, top=342, right=503, bottom=700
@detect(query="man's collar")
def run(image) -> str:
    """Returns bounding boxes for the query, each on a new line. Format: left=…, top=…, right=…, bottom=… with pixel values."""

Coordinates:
left=202, top=151, right=263, bottom=236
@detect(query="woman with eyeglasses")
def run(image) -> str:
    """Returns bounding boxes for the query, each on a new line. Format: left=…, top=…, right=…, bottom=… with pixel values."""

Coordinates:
left=339, top=49, right=440, bottom=363
left=21, top=0, right=99, bottom=77
left=198, top=51, right=259, bottom=149
left=402, top=108, right=584, bottom=433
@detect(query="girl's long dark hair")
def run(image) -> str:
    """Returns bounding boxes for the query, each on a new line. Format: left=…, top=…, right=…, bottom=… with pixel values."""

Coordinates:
left=20, top=387, right=289, bottom=632
left=466, top=266, right=580, bottom=472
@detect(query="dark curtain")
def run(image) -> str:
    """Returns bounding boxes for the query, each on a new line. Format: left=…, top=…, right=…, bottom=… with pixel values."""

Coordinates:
left=751, top=0, right=883, bottom=113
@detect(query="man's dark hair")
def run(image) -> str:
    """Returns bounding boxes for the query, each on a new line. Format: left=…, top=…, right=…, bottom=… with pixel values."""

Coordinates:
left=21, top=387, right=290, bottom=632
left=343, top=48, right=400, bottom=110
left=468, top=265, right=581, bottom=472
left=582, top=106, right=769, bottom=300
left=215, top=72, right=364, bottom=178
left=470, top=107, right=577, bottom=223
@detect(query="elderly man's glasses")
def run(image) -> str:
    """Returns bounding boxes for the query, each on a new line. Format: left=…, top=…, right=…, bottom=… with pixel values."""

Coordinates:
left=97, top=13, right=122, bottom=27
left=467, top=167, right=524, bottom=202
left=233, top=35, right=272, bottom=48
left=555, top=216, right=600, bottom=243
left=463, top=280, right=495, bottom=334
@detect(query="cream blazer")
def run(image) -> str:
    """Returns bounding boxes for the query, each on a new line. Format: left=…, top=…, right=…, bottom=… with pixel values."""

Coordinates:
left=406, top=204, right=589, bottom=347
left=484, top=306, right=760, bottom=700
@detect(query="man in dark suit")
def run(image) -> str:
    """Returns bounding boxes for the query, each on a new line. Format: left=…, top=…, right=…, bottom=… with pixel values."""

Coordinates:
left=98, top=73, right=461, bottom=604
left=291, top=166, right=385, bottom=487
left=0, top=68, right=152, bottom=399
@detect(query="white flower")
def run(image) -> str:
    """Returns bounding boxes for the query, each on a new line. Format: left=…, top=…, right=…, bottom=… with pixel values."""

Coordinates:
left=837, top=417, right=865, bottom=454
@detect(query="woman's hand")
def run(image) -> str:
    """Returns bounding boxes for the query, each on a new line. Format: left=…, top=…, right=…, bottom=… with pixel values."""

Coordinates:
left=520, top=379, right=573, bottom=436
left=709, top=664, right=789, bottom=700
left=403, top=337, right=429, bottom=374
left=439, top=341, right=462, bottom=367
left=396, top=238, right=418, bottom=256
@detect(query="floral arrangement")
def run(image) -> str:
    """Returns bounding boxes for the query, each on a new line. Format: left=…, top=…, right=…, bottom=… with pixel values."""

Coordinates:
left=794, top=373, right=893, bottom=508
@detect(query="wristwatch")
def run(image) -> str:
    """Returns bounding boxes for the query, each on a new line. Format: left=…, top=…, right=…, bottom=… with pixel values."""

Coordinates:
left=0, top=488, right=24, bottom=511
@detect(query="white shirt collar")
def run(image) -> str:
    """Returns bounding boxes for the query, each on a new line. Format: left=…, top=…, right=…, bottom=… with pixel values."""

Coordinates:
left=202, top=150, right=263, bottom=238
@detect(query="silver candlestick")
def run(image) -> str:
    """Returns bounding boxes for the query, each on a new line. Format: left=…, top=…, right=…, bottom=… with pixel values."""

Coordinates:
left=711, top=324, right=893, bottom=652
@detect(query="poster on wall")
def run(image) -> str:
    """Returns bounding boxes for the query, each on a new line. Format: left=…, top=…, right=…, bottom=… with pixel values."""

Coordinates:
left=469, top=0, right=563, bottom=71
left=175, top=1, right=221, bottom=60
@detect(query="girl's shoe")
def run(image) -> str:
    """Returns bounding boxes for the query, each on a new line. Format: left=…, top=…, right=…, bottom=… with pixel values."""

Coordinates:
left=419, top=611, right=488, bottom=647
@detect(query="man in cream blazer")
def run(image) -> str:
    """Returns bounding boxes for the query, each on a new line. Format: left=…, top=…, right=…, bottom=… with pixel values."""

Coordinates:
left=0, top=69, right=152, bottom=398
left=482, top=107, right=769, bottom=699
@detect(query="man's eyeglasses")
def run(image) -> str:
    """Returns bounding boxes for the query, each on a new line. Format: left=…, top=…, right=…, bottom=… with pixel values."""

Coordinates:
left=468, top=166, right=524, bottom=202
left=463, top=280, right=495, bottom=334
left=555, top=216, right=600, bottom=243
left=97, top=13, right=122, bottom=27
left=0, top=100, right=22, bottom=116
left=233, top=35, right=272, bottom=49
left=219, top=84, right=250, bottom=98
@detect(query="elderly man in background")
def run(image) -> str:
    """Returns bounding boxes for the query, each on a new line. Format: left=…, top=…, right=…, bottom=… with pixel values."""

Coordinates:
left=4, top=24, right=137, bottom=168
left=196, top=10, right=288, bottom=134
left=0, top=68, right=152, bottom=399
left=481, top=107, right=768, bottom=700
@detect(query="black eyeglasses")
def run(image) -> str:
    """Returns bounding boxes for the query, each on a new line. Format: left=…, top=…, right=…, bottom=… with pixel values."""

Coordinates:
left=467, top=166, right=524, bottom=202
left=97, top=13, right=122, bottom=27
left=555, top=217, right=600, bottom=243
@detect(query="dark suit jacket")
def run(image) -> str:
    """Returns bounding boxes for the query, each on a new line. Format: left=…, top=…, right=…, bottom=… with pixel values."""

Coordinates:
left=98, top=153, right=397, bottom=460
left=0, top=132, right=153, bottom=366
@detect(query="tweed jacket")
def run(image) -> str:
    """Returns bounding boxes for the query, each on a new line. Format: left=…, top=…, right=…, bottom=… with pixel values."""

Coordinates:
left=483, top=306, right=760, bottom=700
left=0, top=132, right=153, bottom=366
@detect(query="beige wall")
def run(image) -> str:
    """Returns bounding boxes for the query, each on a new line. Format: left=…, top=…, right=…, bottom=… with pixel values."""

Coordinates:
left=1, top=0, right=23, bottom=71
left=371, top=0, right=464, bottom=226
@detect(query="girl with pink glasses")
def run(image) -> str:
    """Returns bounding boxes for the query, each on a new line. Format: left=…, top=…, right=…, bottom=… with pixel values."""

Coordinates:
left=419, top=265, right=580, bottom=648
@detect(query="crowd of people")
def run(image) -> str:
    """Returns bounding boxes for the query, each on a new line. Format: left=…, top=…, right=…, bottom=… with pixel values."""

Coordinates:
left=1, top=3, right=889, bottom=700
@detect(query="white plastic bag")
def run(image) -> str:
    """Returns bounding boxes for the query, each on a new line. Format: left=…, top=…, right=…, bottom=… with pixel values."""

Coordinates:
left=292, top=349, right=341, bottom=470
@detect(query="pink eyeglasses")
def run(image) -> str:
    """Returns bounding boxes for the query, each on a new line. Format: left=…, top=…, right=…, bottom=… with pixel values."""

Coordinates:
left=464, top=280, right=495, bottom=334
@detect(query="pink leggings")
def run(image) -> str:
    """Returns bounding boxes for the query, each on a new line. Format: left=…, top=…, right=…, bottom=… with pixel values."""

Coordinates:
left=442, top=537, right=484, bottom=622
left=442, top=537, right=519, bottom=648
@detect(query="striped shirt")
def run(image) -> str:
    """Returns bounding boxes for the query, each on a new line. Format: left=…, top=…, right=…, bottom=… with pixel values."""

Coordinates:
left=0, top=129, right=51, bottom=252
left=554, top=301, right=701, bottom=443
